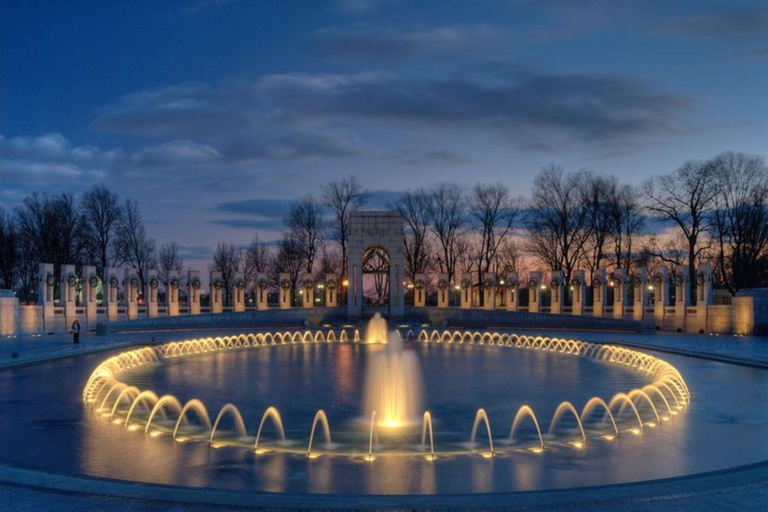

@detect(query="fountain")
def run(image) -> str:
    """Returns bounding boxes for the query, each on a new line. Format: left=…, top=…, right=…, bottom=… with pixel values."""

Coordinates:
left=362, top=316, right=423, bottom=427
left=365, top=312, right=389, bottom=344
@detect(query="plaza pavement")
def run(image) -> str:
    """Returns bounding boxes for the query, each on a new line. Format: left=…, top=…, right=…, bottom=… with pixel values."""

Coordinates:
left=0, top=324, right=766, bottom=510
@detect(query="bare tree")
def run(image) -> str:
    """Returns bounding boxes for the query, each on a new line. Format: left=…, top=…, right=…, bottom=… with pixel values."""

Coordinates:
left=644, top=160, right=718, bottom=297
left=0, top=209, right=19, bottom=290
left=269, top=237, right=304, bottom=299
left=81, top=185, right=123, bottom=276
left=611, top=185, right=645, bottom=271
left=395, top=189, right=432, bottom=280
left=115, top=199, right=156, bottom=297
left=158, top=242, right=184, bottom=285
left=425, top=184, right=465, bottom=284
left=286, top=195, right=325, bottom=274
left=242, top=234, right=270, bottom=293
left=526, top=166, right=592, bottom=285
left=322, top=176, right=368, bottom=281
left=210, top=242, right=241, bottom=306
left=469, top=183, right=520, bottom=293
left=711, top=152, right=768, bottom=292
left=581, top=174, right=619, bottom=277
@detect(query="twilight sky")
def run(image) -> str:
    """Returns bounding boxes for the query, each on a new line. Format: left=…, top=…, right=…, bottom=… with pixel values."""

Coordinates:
left=1, top=0, right=766, bottom=265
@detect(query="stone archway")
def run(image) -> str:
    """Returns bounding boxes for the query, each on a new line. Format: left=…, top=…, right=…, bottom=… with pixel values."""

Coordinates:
left=347, top=212, right=404, bottom=318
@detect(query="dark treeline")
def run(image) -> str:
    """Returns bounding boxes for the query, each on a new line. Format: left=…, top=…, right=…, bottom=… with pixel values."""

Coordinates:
left=2, top=152, right=766, bottom=305
left=0, top=185, right=182, bottom=302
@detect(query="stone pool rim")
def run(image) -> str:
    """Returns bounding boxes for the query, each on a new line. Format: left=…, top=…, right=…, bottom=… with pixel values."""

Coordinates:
left=1, top=332, right=767, bottom=509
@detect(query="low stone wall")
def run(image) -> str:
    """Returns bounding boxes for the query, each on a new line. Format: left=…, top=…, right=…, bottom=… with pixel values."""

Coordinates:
left=96, top=307, right=349, bottom=335
left=405, top=307, right=653, bottom=333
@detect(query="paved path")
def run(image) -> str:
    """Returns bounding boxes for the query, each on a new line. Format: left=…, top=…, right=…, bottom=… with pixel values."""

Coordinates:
left=1, top=325, right=766, bottom=510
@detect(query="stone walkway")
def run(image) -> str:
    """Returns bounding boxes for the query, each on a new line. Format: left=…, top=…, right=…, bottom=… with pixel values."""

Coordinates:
left=1, top=325, right=766, bottom=510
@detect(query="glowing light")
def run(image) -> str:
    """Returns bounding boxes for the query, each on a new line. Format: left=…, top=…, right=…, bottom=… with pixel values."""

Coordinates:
left=571, top=441, right=584, bottom=449
left=307, top=453, right=321, bottom=459
left=111, top=419, right=122, bottom=425
left=529, top=447, right=544, bottom=454
left=342, top=279, right=349, bottom=287
left=363, top=454, right=376, bottom=462
left=480, top=452, right=494, bottom=459
left=254, top=448, right=268, bottom=454
left=424, top=454, right=437, bottom=461
left=127, top=424, right=140, bottom=431
left=646, top=422, right=657, bottom=428
left=602, top=435, right=615, bottom=441
left=149, top=430, right=163, bottom=438
left=630, top=428, right=641, bottom=435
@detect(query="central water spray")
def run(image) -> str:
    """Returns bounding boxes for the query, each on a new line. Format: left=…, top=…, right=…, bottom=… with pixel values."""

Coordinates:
left=362, top=314, right=424, bottom=428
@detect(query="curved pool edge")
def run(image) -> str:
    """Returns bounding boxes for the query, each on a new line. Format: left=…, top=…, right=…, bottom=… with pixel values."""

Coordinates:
left=2, top=458, right=767, bottom=510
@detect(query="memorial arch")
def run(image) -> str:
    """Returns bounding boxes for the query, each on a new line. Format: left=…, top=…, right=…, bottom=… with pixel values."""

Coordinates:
left=347, top=211, right=405, bottom=318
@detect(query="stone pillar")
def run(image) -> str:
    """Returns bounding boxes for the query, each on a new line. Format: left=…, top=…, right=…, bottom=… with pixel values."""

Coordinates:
left=549, top=271, right=564, bottom=314
left=674, top=265, right=690, bottom=330
left=460, top=274, right=472, bottom=309
left=592, top=269, right=607, bottom=317
left=279, top=273, right=292, bottom=309
left=187, top=271, right=201, bottom=315
left=528, top=272, right=543, bottom=313
left=436, top=274, right=449, bottom=308
left=105, top=267, right=119, bottom=321
left=413, top=274, right=426, bottom=307
left=505, top=273, right=518, bottom=312
left=696, top=264, right=713, bottom=332
left=300, top=273, right=314, bottom=308
left=232, top=272, right=246, bottom=312
left=166, top=271, right=180, bottom=316
left=482, top=273, right=497, bottom=310
left=0, top=289, right=18, bottom=336
left=611, top=269, right=627, bottom=320
left=60, top=264, right=78, bottom=326
left=210, top=271, right=223, bottom=314
left=83, top=266, right=98, bottom=327
left=631, top=268, right=648, bottom=322
left=255, top=274, right=269, bottom=310
left=123, top=268, right=139, bottom=320
left=325, top=274, right=338, bottom=308
left=571, top=270, right=586, bottom=316
left=653, top=267, right=669, bottom=325
left=38, top=263, right=56, bottom=331
left=146, top=271, right=160, bottom=318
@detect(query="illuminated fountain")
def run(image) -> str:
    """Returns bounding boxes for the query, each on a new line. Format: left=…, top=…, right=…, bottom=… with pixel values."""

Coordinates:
left=362, top=316, right=423, bottom=428
left=81, top=325, right=691, bottom=466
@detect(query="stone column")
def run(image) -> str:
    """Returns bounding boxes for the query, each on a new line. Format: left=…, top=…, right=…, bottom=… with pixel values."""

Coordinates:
left=631, top=268, right=648, bottom=322
left=482, top=273, right=497, bottom=310
left=528, top=272, right=543, bottom=313
left=255, top=274, right=269, bottom=310
left=674, top=265, right=690, bottom=331
left=0, top=290, right=18, bottom=336
left=60, top=264, right=78, bottom=326
left=549, top=271, right=564, bottom=314
left=611, top=269, right=627, bottom=320
left=105, top=267, right=119, bottom=321
left=146, top=271, right=160, bottom=318
left=187, top=271, right=201, bottom=315
left=460, top=274, right=472, bottom=309
left=38, top=263, right=56, bottom=331
left=300, top=273, right=314, bottom=308
left=83, top=266, right=98, bottom=327
left=652, top=267, right=669, bottom=325
left=123, top=269, right=139, bottom=320
left=325, top=274, right=338, bottom=308
left=166, top=271, right=180, bottom=316
left=592, top=269, right=607, bottom=317
left=571, top=270, right=586, bottom=316
left=210, top=271, right=223, bottom=314
left=413, top=274, right=426, bottom=307
left=696, top=263, right=713, bottom=332
left=233, top=272, right=246, bottom=312
left=279, top=273, right=292, bottom=309
left=436, top=274, right=449, bottom=308
left=505, top=273, right=518, bottom=311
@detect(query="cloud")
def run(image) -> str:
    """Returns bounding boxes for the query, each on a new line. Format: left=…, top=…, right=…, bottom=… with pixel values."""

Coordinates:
left=312, top=25, right=504, bottom=61
left=661, top=7, right=768, bottom=40
left=402, top=149, right=474, bottom=167
left=209, top=218, right=285, bottom=230
left=133, top=140, right=222, bottom=166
